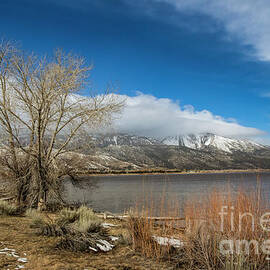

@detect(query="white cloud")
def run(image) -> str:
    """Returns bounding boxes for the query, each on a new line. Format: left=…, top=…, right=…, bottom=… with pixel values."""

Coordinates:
left=47, top=0, right=270, bottom=61
left=112, top=93, right=264, bottom=138
left=142, top=0, right=270, bottom=62
left=254, top=136, right=270, bottom=146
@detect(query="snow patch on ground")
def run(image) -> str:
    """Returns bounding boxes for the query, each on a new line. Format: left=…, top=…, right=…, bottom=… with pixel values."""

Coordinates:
left=102, top=222, right=119, bottom=228
left=88, top=236, right=117, bottom=252
left=15, top=265, right=25, bottom=269
left=96, top=240, right=114, bottom=252
left=153, top=236, right=183, bottom=248
left=0, top=247, right=28, bottom=269
left=109, top=236, right=119, bottom=242
left=89, top=247, right=98, bottom=252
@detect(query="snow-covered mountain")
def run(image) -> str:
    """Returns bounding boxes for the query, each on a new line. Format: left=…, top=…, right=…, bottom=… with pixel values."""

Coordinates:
left=90, top=134, right=161, bottom=147
left=162, top=133, right=264, bottom=153
left=68, top=133, right=270, bottom=171
left=91, top=133, right=266, bottom=153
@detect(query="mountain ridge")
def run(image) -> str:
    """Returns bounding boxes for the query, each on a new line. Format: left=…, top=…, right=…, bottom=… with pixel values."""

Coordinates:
left=89, top=132, right=267, bottom=153
left=64, top=132, right=270, bottom=171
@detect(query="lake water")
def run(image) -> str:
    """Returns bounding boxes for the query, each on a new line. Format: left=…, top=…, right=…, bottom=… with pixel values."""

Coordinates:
left=64, top=172, right=270, bottom=215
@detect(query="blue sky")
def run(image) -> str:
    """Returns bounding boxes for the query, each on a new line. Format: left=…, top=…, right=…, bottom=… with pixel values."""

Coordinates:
left=0, top=0, right=270, bottom=142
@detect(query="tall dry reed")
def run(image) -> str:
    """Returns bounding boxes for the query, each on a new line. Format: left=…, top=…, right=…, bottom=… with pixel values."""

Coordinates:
left=128, top=177, right=270, bottom=269
left=183, top=181, right=270, bottom=269
left=127, top=191, right=183, bottom=261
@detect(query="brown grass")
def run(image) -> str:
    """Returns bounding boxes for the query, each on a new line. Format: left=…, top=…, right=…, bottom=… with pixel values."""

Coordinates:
left=127, top=179, right=270, bottom=269
left=26, top=206, right=112, bottom=252
left=182, top=180, right=270, bottom=269
left=127, top=192, right=183, bottom=261
left=0, top=200, right=19, bottom=216
left=0, top=214, right=172, bottom=269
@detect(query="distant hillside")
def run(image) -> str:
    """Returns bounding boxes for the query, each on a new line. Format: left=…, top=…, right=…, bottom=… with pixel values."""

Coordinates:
left=65, top=133, right=270, bottom=172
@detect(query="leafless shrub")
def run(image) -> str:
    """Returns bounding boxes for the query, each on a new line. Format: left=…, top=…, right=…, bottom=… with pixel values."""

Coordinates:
left=0, top=39, right=124, bottom=208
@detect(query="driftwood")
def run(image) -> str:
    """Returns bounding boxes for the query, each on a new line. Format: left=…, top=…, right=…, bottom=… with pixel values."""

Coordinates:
left=144, top=217, right=185, bottom=221
left=96, top=213, right=129, bottom=220
left=97, top=212, right=187, bottom=231
left=97, top=213, right=186, bottom=221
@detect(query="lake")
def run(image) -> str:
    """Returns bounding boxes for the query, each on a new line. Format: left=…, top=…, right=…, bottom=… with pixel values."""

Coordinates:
left=64, top=172, right=270, bottom=215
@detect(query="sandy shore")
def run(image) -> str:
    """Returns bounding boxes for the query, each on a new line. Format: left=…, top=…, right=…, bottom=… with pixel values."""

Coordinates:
left=79, top=168, right=270, bottom=177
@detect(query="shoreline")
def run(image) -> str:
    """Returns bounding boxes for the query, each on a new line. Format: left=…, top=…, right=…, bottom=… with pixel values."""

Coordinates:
left=79, top=168, right=270, bottom=177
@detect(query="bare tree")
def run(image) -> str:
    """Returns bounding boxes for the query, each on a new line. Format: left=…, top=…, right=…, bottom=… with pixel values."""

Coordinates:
left=0, top=40, right=123, bottom=207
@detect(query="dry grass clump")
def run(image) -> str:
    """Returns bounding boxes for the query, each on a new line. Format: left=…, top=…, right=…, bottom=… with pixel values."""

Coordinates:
left=26, top=208, right=44, bottom=228
left=118, top=230, right=133, bottom=246
left=26, top=208, right=66, bottom=236
left=27, top=208, right=68, bottom=236
left=57, top=206, right=102, bottom=233
left=57, top=208, right=79, bottom=224
left=72, top=205, right=102, bottom=233
left=0, top=200, right=19, bottom=216
left=181, top=185, right=270, bottom=270
left=127, top=196, right=182, bottom=261
left=128, top=215, right=155, bottom=252
left=28, top=205, right=113, bottom=252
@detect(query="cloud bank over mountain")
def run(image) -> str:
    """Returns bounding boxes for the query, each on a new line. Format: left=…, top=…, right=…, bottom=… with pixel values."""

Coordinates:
left=111, top=93, right=264, bottom=139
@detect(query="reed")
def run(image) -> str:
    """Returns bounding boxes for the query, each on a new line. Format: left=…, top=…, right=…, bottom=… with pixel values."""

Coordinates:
left=183, top=180, right=270, bottom=269
left=128, top=177, right=270, bottom=269
left=127, top=191, right=182, bottom=261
